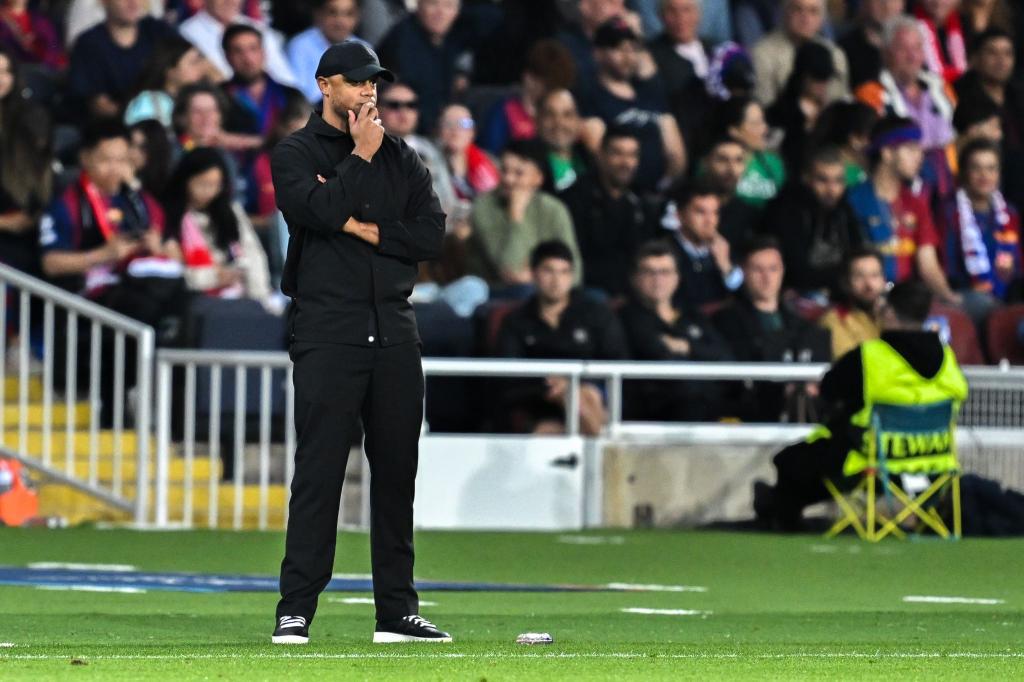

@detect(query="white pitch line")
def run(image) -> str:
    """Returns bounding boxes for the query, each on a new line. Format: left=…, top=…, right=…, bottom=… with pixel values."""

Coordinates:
left=556, top=535, right=626, bottom=545
left=0, top=643, right=15, bottom=648
left=606, top=583, right=708, bottom=593
left=903, top=596, right=1006, bottom=605
left=28, top=562, right=138, bottom=572
left=327, top=598, right=438, bottom=606
left=35, top=585, right=146, bottom=594
left=621, top=608, right=711, bottom=616
left=2, top=652, right=1023, bottom=661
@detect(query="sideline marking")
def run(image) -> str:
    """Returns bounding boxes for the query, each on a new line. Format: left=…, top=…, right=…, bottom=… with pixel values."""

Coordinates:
left=328, top=597, right=438, bottom=607
left=2, top=652, right=1023, bottom=661
left=36, top=585, right=146, bottom=594
left=28, top=563, right=137, bottom=572
left=621, top=608, right=711, bottom=616
left=0, top=643, right=15, bottom=648
left=606, top=583, right=708, bottom=593
left=556, top=536, right=625, bottom=545
left=903, top=595, right=1006, bottom=605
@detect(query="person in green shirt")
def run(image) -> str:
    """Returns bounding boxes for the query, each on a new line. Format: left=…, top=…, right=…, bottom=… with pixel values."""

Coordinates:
left=466, top=139, right=582, bottom=293
left=718, top=96, right=786, bottom=207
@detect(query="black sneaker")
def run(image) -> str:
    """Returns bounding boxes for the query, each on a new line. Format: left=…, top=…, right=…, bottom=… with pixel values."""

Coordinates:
left=272, top=615, right=309, bottom=644
left=373, top=615, right=452, bottom=643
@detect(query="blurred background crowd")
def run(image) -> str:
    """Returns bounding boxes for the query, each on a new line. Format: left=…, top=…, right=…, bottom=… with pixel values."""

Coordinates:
left=2, top=0, right=1024, bottom=434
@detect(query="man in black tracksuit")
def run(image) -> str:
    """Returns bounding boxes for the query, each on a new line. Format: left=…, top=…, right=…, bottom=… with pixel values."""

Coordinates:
left=269, top=41, right=450, bottom=645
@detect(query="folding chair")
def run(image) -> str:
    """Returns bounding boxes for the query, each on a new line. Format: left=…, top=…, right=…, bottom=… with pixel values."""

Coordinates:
left=824, top=400, right=961, bottom=541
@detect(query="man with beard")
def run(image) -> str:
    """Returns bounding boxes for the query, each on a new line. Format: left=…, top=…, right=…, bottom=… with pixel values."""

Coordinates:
left=819, top=248, right=886, bottom=358
left=560, top=126, right=658, bottom=300
left=702, top=137, right=763, bottom=253
left=536, top=88, right=595, bottom=194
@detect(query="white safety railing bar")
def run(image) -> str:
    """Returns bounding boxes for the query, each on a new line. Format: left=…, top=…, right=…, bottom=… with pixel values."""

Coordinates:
left=0, top=262, right=155, bottom=525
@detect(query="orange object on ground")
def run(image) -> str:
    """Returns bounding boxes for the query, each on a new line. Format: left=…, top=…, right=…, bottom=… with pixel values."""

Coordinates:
left=0, top=458, right=39, bottom=527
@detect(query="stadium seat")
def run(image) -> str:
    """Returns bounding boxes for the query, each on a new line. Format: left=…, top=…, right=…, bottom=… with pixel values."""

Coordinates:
left=931, top=303, right=984, bottom=365
left=474, top=299, right=520, bottom=355
left=985, top=304, right=1024, bottom=365
left=825, top=400, right=962, bottom=541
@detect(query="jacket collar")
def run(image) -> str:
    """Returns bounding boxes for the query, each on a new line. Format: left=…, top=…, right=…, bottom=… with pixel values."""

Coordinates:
left=304, top=109, right=350, bottom=139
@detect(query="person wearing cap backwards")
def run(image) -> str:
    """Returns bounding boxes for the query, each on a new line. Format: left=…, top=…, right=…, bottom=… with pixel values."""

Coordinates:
left=268, top=40, right=449, bottom=646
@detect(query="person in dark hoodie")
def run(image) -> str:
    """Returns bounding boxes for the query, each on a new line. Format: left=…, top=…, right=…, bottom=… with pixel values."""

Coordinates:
left=753, top=280, right=969, bottom=531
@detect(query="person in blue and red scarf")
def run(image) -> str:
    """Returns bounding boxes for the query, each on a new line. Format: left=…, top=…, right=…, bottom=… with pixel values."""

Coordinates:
left=939, top=138, right=1022, bottom=325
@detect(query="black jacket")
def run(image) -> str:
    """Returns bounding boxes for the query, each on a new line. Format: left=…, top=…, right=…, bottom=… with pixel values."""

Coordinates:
left=619, top=299, right=732, bottom=362
left=496, top=290, right=628, bottom=361
left=273, top=111, right=445, bottom=346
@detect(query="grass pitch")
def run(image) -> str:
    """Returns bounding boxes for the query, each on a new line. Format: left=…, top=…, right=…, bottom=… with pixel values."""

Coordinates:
left=0, top=527, right=1021, bottom=680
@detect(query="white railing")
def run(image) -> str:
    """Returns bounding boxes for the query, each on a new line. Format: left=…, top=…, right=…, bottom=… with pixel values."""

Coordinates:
left=0, top=262, right=154, bottom=522
left=153, top=350, right=1024, bottom=530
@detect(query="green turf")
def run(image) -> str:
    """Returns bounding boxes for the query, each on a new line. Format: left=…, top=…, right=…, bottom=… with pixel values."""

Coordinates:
left=0, top=527, right=1021, bottom=680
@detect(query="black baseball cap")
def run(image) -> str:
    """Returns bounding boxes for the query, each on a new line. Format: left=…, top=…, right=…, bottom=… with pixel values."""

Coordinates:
left=315, top=40, right=395, bottom=82
left=593, top=17, right=639, bottom=49
left=793, top=41, right=835, bottom=81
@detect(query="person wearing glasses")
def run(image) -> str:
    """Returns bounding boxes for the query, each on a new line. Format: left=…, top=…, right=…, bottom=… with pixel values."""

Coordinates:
left=436, top=103, right=499, bottom=201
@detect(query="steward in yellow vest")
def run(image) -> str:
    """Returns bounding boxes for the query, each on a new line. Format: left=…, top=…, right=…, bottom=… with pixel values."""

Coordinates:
left=753, top=281, right=967, bottom=531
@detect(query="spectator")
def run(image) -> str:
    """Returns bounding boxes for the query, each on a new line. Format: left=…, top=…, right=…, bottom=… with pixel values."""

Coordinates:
left=556, top=0, right=636, bottom=97
left=819, top=247, right=886, bottom=358
left=173, top=82, right=256, bottom=159
left=180, top=0, right=297, bottom=87
left=125, top=35, right=209, bottom=129
left=847, top=116, right=958, bottom=303
left=478, top=39, right=576, bottom=155
left=856, top=15, right=957, bottom=198
left=65, top=0, right=164, bottom=49
left=839, top=0, right=907, bottom=89
left=287, top=0, right=365, bottom=103
left=752, top=0, right=850, bottom=107
left=809, top=101, right=880, bottom=186
left=245, top=96, right=310, bottom=237
left=128, top=118, right=174, bottom=197
left=701, top=136, right=762, bottom=253
left=767, top=40, right=843, bottom=175
left=377, top=0, right=482, bottom=134
left=560, top=126, right=658, bottom=299
left=580, top=17, right=685, bottom=192
left=0, top=46, right=52, bottom=277
left=704, top=41, right=757, bottom=103
left=960, top=0, right=1015, bottom=50
left=664, top=180, right=741, bottom=309
left=761, top=145, right=863, bottom=299
left=712, top=236, right=832, bottom=421
left=161, top=147, right=273, bottom=309
left=755, top=280, right=965, bottom=531
left=619, top=239, right=732, bottom=421
left=0, top=0, right=65, bottom=69
left=952, top=94, right=1002, bottom=151
left=535, top=88, right=595, bottom=194
left=436, top=103, right=498, bottom=201
left=495, top=239, right=627, bottom=435
left=67, top=0, right=177, bottom=120
left=466, top=139, right=581, bottom=293
left=377, top=81, right=457, bottom=220
left=912, top=0, right=967, bottom=84
left=953, top=29, right=1024, bottom=208
left=940, top=139, right=1022, bottom=325
left=716, top=96, right=786, bottom=207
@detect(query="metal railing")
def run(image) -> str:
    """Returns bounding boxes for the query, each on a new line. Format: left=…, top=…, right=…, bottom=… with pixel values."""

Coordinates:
left=0, top=262, right=154, bottom=523
left=153, top=350, right=1024, bottom=530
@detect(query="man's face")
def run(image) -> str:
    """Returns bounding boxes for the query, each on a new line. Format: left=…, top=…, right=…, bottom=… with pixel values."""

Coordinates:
left=784, top=0, right=824, bottom=41
left=679, top=194, right=720, bottom=244
left=847, top=256, right=886, bottom=308
left=537, top=90, right=580, bottom=153
left=225, top=32, right=265, bottom=83
left=206, top=0, right=243, bottom=24
left=379, top=85, right=419, bottom=138
left=886, top=141, right=924, bottom=181
left=103, top=0, right=145, bottom=24
left=416, top=0, right=460, bottom=38
left=919, top=0, right=957, bottom=23
left=633, top=254, right=679, bottom=306
left=82, top=137, right=132, bottom=196
left=599, top=136, right=640, bottom=189
left=807, top=161, right=846, bottom=209
left=595, top=40, right=640, bottom=81
left=964, top=149, right=1001, bottom=199
left=317, top=0, right=360, bottom=44
left=500, top=153, right=544, bottom=195
left=318, top=74, right=378, bottom=122
left=186, top=92, right=222, bottom=141
left=661, top=0, right=701, bottom=44
left=975, top=37, right=1015, bottom=85
left=887, top=25, right=926, bottom=81
left=863, top=0, right=905, bottom=26
left=534, top=257, right=575, bottom=303
left=578, top=0, right=625, bottom=30
left=706, top=142, right=748, bottom=195
left=743, top=248, right=784, bottom=304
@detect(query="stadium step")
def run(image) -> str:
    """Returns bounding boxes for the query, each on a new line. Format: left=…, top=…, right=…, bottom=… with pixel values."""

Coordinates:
left=2, top=401, right=93, bottom=428
left=2, top=375, right=44, bottom=402
left=2, top=429, right=142, bottom=459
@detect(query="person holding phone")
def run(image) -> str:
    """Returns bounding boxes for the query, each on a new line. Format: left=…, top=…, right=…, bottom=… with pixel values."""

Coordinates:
left=268, top=41, right=449, bottom=646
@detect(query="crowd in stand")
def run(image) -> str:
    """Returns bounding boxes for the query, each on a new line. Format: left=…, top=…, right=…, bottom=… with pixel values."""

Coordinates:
left=2, top=0, right=1024, bottom=435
